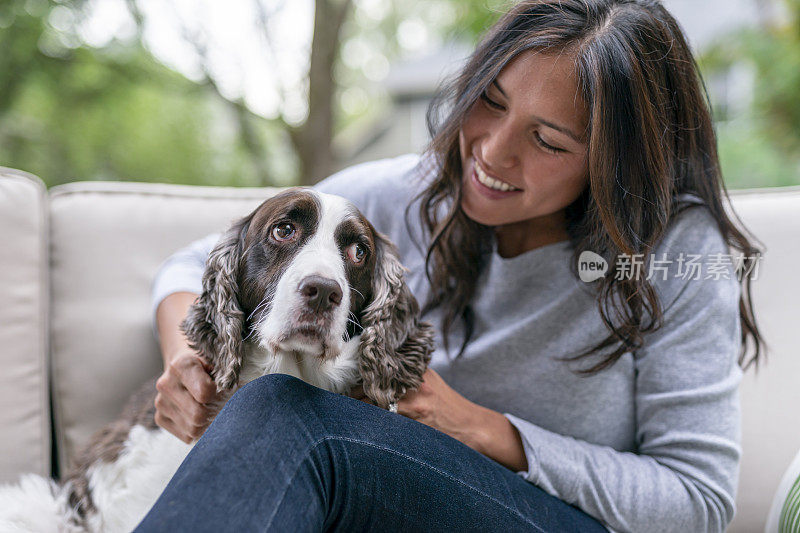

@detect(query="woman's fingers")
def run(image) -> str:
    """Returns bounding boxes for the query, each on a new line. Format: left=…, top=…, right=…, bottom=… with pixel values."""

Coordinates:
left=155, top=385, right=206, bottom=436
left=155, top=351, right=221, bottom=440
left=172, top=353, right=219, bottom=404
left=153, top=411, right=192, bottom=444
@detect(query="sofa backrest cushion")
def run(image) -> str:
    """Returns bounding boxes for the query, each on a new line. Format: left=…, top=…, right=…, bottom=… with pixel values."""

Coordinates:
left=727, top=186, right=800, bottom=532
left=0, top=169, right=50, bottom=482
left=48, top=181, right=278, bottom=475
left=39, top=180, right=800, bottom=532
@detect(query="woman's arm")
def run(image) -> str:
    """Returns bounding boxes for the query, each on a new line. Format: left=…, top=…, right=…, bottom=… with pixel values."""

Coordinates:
left=150, top=232, right=220, bottom=339
left=509, top=231, right=742, bottom=532
left=156, top=291, right=199, bottom=367
left=400, top=208, right=743, bottom=533
left=391, top=367, right=528, bottom=472
left=401, top=269, right=741, bottom=533
left=153, top=292, right=226, bottom=443
left=150, top=233, right=223, bottom=442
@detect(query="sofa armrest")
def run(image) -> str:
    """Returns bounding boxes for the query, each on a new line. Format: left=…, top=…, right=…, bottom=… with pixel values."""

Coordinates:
left=0, top=168, right=50, bottom=481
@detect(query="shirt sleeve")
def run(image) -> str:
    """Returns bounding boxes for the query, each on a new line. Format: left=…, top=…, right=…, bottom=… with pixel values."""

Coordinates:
left=150, top=232, right=221, bottom=339
left=313, top=153, right=423, bottom=230
left=505, top=206, right=743, bottom=533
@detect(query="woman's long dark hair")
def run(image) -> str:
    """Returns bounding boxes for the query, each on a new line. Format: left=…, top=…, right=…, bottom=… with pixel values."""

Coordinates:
left=413, top=0, right=764, bottom=373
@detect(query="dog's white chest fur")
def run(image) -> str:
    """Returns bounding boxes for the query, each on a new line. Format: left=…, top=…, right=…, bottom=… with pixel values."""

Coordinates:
left=238, top=336, right=362, bottom=394
left=84, top=426, right=194, bottom=533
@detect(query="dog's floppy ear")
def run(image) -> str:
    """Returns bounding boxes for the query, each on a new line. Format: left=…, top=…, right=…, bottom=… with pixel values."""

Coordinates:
left=180, top=217, right=250, bottom=392
left=358, top=231, right=434, bottom=408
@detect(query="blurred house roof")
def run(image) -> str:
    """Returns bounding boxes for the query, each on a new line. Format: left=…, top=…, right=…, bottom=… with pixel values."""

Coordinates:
left=662, top=0, right=784, bottom=50
left=334, top=0, right=785, bottom=170
left=382, top=41, right=472, bottom=101
left=332, top=41, right=471, bottom=168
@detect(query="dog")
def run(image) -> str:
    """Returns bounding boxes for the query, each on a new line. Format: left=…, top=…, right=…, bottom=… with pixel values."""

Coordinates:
left=0, top=188, right=434, bottom=532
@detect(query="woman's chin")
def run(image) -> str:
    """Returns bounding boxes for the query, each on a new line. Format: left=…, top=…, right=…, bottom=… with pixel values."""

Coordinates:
left=460, top=167, right=527, bottom=226
left=460, top=195, right=508, bottom=227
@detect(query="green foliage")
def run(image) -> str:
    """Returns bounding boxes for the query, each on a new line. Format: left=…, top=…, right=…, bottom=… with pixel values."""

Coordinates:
left=440, top=0, right=508, bottom=43
left=700, top=0, right=800, bottom=188
left=0, top=0, right=500, bottom=188
left=716, top=115, right=800, bottom=189
left=6, top=0, right=794, bottom=190
left=333, top=0, right=502, bottom=147
left=0, top=0, right=285, bottom=187
left=749, top=0, right=800, bottom=154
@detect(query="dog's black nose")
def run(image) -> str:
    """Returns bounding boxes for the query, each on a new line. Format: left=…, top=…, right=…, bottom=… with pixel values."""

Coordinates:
left=299, top=275, right=342, bottom=312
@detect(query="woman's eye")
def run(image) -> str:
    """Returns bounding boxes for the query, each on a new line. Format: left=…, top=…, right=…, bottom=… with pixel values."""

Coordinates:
left=480, top=90, right=504, bottom=111
left=534, top=132, right=563, bottom=154
left=346, top=243, right=367, bottom=264
left=272, top=223, right=296, bottom=241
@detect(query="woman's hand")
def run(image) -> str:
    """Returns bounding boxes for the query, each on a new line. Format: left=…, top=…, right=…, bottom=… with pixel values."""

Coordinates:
left=349, top=368, right=529, bottom=472
left=394, top=368, right=487, bottom=449
left=154, top=292, right=230, bottom=443
left=154, top=350, right=228, bottom=443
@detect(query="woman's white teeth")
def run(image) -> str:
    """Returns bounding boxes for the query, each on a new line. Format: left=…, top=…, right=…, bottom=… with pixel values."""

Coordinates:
left=475, top=162, right=517, bottom=192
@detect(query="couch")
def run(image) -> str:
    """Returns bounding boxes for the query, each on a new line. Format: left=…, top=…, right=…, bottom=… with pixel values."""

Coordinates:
left=1, top=166, right=798, bottom=532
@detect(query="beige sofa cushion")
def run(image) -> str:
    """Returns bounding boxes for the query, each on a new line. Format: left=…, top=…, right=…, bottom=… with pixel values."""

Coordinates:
left=48, top=182, right=279, bottom=475
left=0, top=169, right=50, bottom=482
left=727, top=186, right=800, bottom=533
left=40, top=179, right=800, bottom=532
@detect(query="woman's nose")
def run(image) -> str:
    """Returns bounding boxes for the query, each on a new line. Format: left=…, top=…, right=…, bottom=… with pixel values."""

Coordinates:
left=481, top=120, right=518, bottom=170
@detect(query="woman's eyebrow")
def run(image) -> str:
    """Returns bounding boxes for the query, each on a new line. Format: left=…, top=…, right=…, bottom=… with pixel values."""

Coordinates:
left=493, top=80, right=584, bottom=143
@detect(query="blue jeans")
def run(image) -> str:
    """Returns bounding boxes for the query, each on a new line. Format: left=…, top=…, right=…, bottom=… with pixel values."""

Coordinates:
left=135, top=374, right=608, bottom=532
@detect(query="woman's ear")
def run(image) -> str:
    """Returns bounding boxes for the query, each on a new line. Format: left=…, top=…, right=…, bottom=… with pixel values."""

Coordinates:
left=358, top=231, right=435, bottom=408
left=180, top=218, right=250, bottom=392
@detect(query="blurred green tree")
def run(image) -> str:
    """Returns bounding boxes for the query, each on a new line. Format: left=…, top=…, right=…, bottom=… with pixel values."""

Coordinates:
left=0, top=0, right=289, bottom=187
left=700, top=0, right=800, bottom=188
left=744, top=0, right=800, bottom=154
left=4, top=0, right=797, bottom=189
left=0, top=0, right=501, bottom=187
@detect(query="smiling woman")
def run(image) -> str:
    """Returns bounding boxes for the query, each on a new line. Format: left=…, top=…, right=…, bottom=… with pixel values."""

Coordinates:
left=459, top=50, right=590, bottom=255
left=142, top=1, right=763, bottom=532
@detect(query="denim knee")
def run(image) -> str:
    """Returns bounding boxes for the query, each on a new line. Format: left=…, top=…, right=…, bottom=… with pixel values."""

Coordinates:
left=237, top=372, right=309, bottom=399
left=221, top=373, right=342, bottom=432
left=226, top=373, right=310, bottom=414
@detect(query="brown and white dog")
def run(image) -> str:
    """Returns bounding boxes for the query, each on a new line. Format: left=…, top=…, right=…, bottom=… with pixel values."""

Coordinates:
left=0, top=188, right=433, bottom=532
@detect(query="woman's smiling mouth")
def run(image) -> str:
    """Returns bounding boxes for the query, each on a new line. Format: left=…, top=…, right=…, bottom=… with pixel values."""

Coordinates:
left=470, top=158, right=523, bottom=200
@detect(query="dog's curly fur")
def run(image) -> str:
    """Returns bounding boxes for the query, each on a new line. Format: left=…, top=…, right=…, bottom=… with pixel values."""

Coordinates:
left=182, top=191, right=434, bottom=407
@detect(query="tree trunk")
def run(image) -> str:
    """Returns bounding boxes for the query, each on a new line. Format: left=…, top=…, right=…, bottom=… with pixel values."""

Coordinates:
left=291, top=0, right=352, bottom=185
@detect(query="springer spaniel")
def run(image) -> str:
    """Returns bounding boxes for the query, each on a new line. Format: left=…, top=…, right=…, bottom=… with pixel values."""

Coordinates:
left=0, top=188, right=434, bottom=533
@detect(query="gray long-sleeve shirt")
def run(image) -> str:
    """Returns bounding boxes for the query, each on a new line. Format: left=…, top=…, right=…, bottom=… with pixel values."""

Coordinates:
left=151, top=154, right=743, bottom=532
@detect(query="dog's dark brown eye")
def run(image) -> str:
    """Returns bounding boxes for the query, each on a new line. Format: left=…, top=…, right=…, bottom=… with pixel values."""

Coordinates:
left=346, top=243, right=367, bottom=264
left=272, top=223, right=296, bottom=242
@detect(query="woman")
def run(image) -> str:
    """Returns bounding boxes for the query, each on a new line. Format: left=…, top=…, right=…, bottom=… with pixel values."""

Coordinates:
left=140, top=1, right=763, bottom=531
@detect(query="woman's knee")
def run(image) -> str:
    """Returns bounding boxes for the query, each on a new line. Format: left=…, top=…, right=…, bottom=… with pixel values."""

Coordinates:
left=230, top=372, right=334, bottom=410
left=221, top=373, right=345, bottom=431
left=220, top=373, right=395, bottom=446
left=235, top=372, right=311, bottom=403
